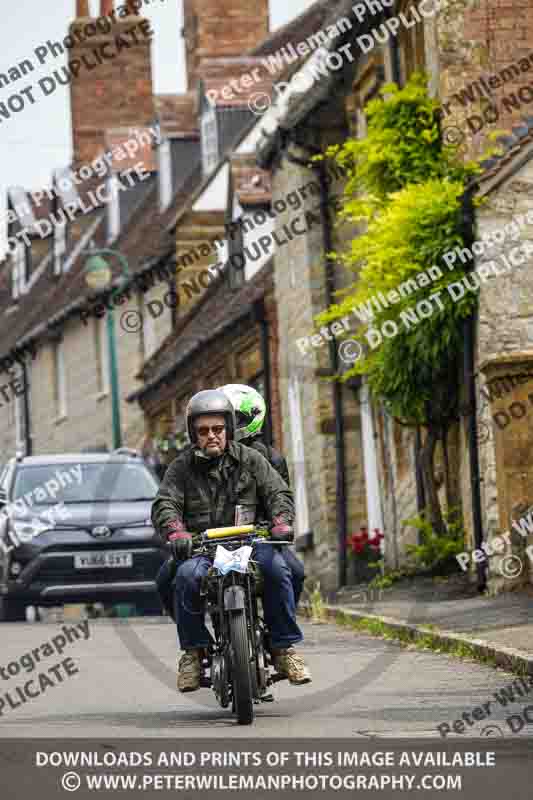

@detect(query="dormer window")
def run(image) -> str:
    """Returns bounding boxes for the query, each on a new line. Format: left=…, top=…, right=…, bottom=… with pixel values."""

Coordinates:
left=11, top=242, right=26, bottom=300
left=53, top=222, right=67, bottom=276
left=158, top=138, right=172, bottom=213
left=201, top=104, right=219, bottom=176
left=107, top=174, right=120, bottom=242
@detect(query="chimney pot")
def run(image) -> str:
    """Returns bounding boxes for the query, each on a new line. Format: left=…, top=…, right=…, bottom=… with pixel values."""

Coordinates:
left=100, top=0, right=114, bottom=15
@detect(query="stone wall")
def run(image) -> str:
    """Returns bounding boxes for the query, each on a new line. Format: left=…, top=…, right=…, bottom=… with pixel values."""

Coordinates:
left=436, top=0, right=533, bottom=158
left=470, top=167, right=533, bottom=590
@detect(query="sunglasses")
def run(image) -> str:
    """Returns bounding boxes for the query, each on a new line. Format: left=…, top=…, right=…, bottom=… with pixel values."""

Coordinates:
left=196, top=424, right=226, bottom=437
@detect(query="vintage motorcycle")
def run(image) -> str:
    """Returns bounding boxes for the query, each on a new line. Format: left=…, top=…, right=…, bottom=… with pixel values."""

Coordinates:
left=189, top=524, right=292, bottom=725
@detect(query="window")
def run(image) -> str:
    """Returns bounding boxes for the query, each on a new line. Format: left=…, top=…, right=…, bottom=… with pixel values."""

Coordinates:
left=13, top=462, right=158, bottom=504
left=14, top=382, right=24, bottom=452
left=158, top=138, right=173, bottom=213
left=138, top=293, right=158, bottom=361
left=398, top=0, right=426, bottom=82
left=53, top=222, right=67, bottom=276
left=201, top=104, right=219, bottom=176
left=93, top=317, right=108, bottom=395
left=52, top=340, right=67, bottom=419
left=6, top=368, right=16, bottom=429
left=11, top=242, right=26, bottom=299
left=174, top=395, right=190, bottom=453
left=237, top=345, right=262, bottom=381
left=288, top=374, right=311, bottom=539
left=107, top=174, right=120, bottom=242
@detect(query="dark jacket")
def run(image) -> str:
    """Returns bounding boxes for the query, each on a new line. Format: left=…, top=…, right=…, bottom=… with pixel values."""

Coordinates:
left=151, top=440, right=294, bottom=545
left=244, top=437, right=290, bottom=488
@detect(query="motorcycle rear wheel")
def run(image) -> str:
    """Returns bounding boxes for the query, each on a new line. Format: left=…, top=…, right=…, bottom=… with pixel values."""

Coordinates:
left=229, top=610, right=254, bottom=725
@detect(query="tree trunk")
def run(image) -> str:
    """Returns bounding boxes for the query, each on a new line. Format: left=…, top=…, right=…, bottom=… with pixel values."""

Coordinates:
left=419, top=425, right=446, bottom=536
left=441, top=424, right=453, bottom=511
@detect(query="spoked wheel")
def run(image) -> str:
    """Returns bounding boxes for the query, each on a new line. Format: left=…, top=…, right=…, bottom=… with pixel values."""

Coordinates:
left=229, top=610, right=254, bottom=725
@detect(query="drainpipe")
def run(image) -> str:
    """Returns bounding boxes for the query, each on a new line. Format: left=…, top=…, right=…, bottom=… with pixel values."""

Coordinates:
left=21, top=359, right=32, bottom=456
left=286, top=147, right=348, bottom=588
left=462, top=184, right=486, bottom=592
left=415, top=427, right=425, bottom=512
left=318, top=160, right=348, bottom=588
left=254, top=299, right=273, bottom=447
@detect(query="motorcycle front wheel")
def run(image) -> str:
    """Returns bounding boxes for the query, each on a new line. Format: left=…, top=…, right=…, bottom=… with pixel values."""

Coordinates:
left=229, top=610, right=254, bottom=725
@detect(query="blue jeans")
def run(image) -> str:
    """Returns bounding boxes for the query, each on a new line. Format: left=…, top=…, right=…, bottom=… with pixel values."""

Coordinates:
left=156, top=548, right=305, bottom=621
left=173, top=543, right=303, bottom=650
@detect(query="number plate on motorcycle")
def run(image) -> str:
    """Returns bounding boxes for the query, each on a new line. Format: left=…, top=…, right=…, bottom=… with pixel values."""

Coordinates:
left=213, top=545, right=253, bottom=575
left=74, top=551, right=133, bottom=569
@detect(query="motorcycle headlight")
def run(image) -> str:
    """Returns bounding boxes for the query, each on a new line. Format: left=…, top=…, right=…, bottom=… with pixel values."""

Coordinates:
left=10, top=518, right=52, bottom=544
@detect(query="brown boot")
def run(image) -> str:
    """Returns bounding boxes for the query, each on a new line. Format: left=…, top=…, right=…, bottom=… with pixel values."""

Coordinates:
left=272, top=647, right=312, bottom=685
left=177, top=649, right=201, bottom=692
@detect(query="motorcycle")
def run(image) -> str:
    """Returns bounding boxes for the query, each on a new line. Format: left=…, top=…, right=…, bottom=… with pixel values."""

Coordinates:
left=184, top=524, right=292, bottom=725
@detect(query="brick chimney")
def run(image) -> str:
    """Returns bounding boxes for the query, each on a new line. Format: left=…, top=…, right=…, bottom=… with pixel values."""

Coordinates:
left=182, top=0, right=269, bottom=90
left=76, top=0, right=90, bottom=17
left=69, top=0, right=155, bottom=167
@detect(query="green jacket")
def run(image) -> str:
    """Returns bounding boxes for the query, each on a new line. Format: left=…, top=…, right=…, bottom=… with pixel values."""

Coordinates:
left=151, top=440, right=294, bottom=545
left=244, top=437, right=290, bottom=488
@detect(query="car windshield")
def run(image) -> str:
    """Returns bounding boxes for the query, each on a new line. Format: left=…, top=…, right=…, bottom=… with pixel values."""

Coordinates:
left=12, top=462, right=159, bottom=505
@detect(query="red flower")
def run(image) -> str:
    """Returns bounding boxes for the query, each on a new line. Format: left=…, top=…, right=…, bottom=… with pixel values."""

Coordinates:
left=348, top=527, right=371, bottom=554
left=368, top=529, right=384, bottom=551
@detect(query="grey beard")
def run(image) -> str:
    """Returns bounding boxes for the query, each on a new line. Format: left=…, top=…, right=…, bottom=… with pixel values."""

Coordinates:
left=194, top=446, right=223, bottom=462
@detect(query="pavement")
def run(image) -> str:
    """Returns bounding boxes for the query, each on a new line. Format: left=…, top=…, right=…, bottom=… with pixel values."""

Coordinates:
left=321, top=573, right=533, bottom=675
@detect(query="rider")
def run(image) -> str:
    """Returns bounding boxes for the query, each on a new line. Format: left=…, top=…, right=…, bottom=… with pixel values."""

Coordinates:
left=151, top=389, right=312, bottom=693
left=155, top=385, right=305, bottom=616
left=217, top=384, right=305, bottom=607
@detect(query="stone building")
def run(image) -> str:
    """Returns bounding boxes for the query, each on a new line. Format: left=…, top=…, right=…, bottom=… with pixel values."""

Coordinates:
left=255, top=0, right=533, bottom=593
left=0, top=0, right=208, bottom=459
left=4, top=0, right=533, bottom=597
left=127, top=2, right=334, bottom=466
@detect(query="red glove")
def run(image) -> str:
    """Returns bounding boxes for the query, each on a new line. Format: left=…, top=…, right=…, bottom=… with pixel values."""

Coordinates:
left=166, top=520, right=193, bottom=561
left=270, top=523, right=294, bottom=542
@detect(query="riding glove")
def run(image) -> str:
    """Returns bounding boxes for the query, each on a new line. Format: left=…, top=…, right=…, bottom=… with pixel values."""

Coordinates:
left=166, top=520, right=193, bottom=561
left=270, top=523, right=294, bottom=542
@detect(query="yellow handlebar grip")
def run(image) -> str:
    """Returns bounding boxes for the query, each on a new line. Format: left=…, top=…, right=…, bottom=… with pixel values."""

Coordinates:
left=205, top=525, right=255, bottom=539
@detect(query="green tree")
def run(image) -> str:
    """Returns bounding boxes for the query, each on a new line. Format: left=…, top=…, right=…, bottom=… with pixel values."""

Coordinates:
left=317, top=73, right=496, bottom=535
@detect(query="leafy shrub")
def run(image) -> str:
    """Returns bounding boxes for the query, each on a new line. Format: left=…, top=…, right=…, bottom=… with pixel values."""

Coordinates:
left=404, top=507, right=465, bottom=571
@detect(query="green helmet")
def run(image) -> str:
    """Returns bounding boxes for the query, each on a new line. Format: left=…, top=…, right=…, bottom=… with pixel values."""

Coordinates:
left=218, top=384, right=266, bottom=442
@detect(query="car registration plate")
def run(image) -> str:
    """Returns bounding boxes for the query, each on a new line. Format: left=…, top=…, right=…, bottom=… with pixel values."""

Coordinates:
left=74, top=551, right=133, bottom=569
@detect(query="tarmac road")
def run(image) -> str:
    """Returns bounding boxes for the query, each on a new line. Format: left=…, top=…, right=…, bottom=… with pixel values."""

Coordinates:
left=0, top=616, right=531, bottom=738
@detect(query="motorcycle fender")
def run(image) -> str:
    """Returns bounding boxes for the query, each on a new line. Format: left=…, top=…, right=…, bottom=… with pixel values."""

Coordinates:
left=224, top=585, right=246, bottom=611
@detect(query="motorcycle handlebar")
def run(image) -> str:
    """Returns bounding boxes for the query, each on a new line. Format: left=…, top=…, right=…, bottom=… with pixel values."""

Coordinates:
left=190, top=537, right=292, bottom=557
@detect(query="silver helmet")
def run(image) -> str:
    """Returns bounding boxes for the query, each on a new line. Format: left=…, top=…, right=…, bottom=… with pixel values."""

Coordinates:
left=185, top=389, right=236, bottom=444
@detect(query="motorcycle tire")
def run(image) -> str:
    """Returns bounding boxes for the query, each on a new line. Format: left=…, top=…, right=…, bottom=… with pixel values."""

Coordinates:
left=229, top=610, right=254, bottom=725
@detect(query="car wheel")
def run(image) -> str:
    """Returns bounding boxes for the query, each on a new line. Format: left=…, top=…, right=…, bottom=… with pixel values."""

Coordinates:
left=0, top=596, right=26, bottom=622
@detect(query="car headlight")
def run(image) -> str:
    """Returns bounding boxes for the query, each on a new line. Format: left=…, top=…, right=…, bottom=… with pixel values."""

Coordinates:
left=10, top=518, right=52, bottom=544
